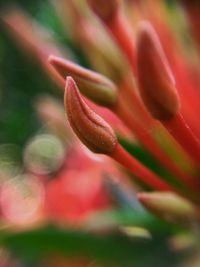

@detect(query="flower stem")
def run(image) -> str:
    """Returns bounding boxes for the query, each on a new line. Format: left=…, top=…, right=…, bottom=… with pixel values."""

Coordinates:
left=111, top=143, right=174, bottom=192
left=114, top=98, right=200, bottom=192
left=107, top=12, right=136, bottom=74
left=164, top=113, right=200, bottom=166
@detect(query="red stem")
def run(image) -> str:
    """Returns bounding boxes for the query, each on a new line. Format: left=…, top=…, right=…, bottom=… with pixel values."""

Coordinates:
left=107, top=12, right=136, bottom=74
left=118, top=78, right=154, bottom=126
left=111, top=143, right=174, bottom=191
left=164, top=113, right=200, bottom=165
left=115, top=99, right=200, bottom=192
left=151, top=12, right=200, bottom=139
left=184, top=4, right=200, bottom=50
left=171, top=58, right=200, bottom=140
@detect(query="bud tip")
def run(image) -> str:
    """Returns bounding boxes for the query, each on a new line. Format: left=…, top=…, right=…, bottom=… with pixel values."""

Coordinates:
left=65, top=77, right=117, bottom=154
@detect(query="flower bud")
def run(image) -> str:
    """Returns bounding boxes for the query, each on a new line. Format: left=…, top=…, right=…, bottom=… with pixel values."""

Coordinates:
left=87, top=0, right=121, bottom=23
left=138, top=191, right=198, bottom=225
left=65, top=77, right=117, bottom=154
left=136, top=21, right=180, bottom=121
left=49, top=55, right=117, bottom=108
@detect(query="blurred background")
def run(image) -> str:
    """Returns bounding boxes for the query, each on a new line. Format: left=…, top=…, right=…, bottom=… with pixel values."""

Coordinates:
left=0, top=0, right=200, bottom=266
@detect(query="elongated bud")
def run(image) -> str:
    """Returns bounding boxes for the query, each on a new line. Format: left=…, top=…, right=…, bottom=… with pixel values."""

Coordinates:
left=138, top=192, right=198, bottom=224
left=87, top=0, right=120, bottom=23
left=0, top=8, right=61, bottom=62
left=65, top=77, right=117, bottom=154
left=119, top=226, right=152, bottom=240
left=49, top=55, right=117, bottom=108
left=136, top=21, right=180, bottom=121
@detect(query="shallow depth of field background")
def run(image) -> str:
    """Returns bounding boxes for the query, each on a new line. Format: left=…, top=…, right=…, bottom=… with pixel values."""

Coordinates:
left=0, top=0, right=200, bottom=266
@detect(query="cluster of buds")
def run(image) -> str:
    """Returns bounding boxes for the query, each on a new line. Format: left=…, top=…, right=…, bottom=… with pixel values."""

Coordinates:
left=49, top=0, right=200, bottom=225
left=1, top=0, right=200, bottom=240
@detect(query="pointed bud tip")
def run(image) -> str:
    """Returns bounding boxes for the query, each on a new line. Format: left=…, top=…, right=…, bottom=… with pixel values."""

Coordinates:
left=49, top=55, right=117, bottom=108
left=65, top=77, right=117, bottom=154
left=48, top=55, right=57, bottom=67
left=87, top=0, right=120, bottom=23
left=136, top=21, right=180, bottom=121
left=48, top=55, right=71, bottom=80
left=137, top=192, right=196, bottom=223
left=48, top=54, right=55, bottom=63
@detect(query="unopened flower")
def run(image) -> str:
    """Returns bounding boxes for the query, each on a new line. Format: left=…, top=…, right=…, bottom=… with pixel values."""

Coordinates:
left=58, top=1, right=200, bottom=209
left=2, top=0, right=200, bottom=243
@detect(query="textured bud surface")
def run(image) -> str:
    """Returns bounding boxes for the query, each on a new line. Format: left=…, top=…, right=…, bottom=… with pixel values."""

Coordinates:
left=65, top=77, right=117, bottom=154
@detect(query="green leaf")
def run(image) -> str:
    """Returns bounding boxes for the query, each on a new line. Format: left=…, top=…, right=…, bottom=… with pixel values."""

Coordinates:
left=119, top=137, right=189, bottom=192
left=1, top=225, right=185, bottom=267
left=84, top=209, right=183, bottom=237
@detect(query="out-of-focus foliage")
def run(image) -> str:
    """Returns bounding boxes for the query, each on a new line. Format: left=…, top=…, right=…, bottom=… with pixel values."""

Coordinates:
left=0, top=0, right=87, bottom=149
left=0, top=1, right=200, bottom=267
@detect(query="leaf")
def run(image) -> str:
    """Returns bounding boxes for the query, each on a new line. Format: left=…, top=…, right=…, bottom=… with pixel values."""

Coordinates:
left=1, top=224, right=186, bottom=267
left=119, top=137, right=187, bottom=192
left=84, top=209, right=182, bottom=236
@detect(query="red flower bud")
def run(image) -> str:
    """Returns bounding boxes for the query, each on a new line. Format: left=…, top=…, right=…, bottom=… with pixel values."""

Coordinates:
left=136, top=21, right=180, bottom=121
left=64, top=77, right=117, bottom=154
left=87, top=0, right=120, bottom=23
